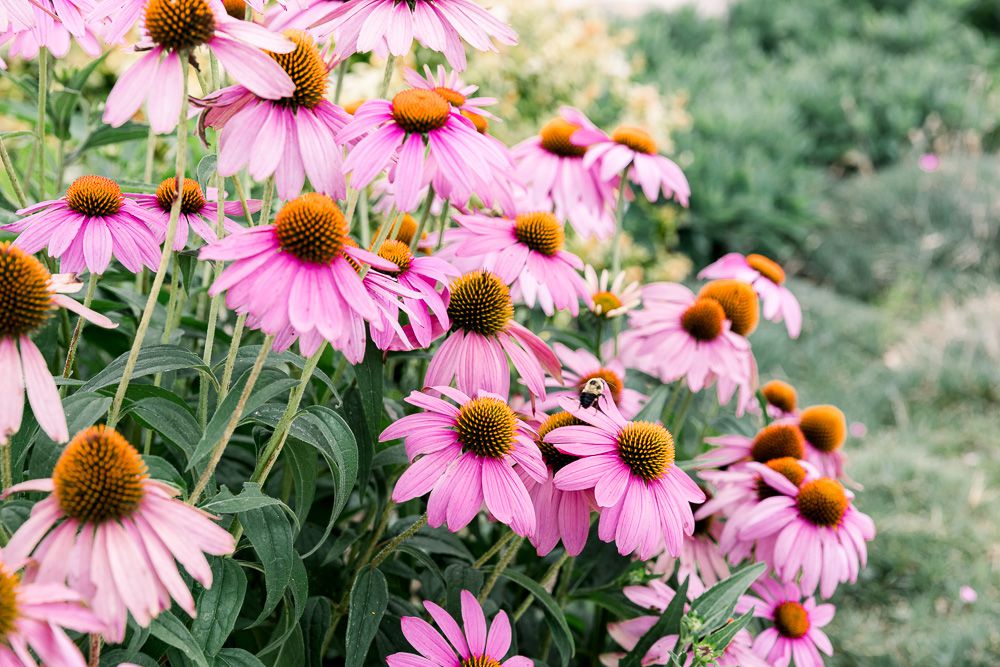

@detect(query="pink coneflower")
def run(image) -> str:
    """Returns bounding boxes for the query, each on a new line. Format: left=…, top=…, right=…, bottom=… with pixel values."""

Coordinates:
left=760, top=379, right=799, bottom=419
left=200, top=193, right=397, bottom=355
left=366, top=238, right=458, bottom=351
left=309, top=0, right=517, bottom=71
left=381, top=386, right=546, bottom=536
left=601, top=578, right=768, bottom=667
left=2, top=0, right=101, bottom=59
left=131, top=177, right=261, bottom=250
left=404, top=64, right=498, bottom=118
left=547, top=388, right=705, bottom=559
left=797, top=405, right=848, bottom=478
left=744, top=578, right=836, bottom=667
left=738, top=464, right=875, bottom=598
left=619, top=283, right=756, bottom=414
left=443, top=210, right=591, bottom=316
left=575, top=125, right=690, bottom=206
left=339, top=88, right=513, bottom=213
left=543, top=343, right=646, bottom=419
left=388, top=589, right=532, bottom=667
left=512, top=107, right=615, bottom=239
left=197, top=30, right=351, bottom=201
left=0, top=243, right=116, bottom=444
left=102, top=0, right=295, bottom=134
left=424, top=270, right=562, bottom=399
left=0, top=553, right=104, bottom=667
left=3, top=426, right=235, bottom=642
left=698, top=252, right=802, bottom=338
left=523, top=411, right=594, bottom=556
left=698, top=421, right=806, bottom=469
left=584, top=265, right=642, bottom=320
left=2, top=175, right=163, bottom=275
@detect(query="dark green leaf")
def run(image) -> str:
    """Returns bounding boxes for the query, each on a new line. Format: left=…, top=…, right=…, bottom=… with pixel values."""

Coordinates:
left=191, top=558, right=247, bottom=656
left=269, top=624, right=305, bottom=667
left=689, top=562, right=766, bottom=634
left=149, top=611, right=210, bottom=667
left=196, top=154, right=218, bottom=192
left=82, top=345, right=215, bottom=393
left=635, top=384, right=672, bottom=422
left=350, top=338, right=382, bottom=488
left=284, top=438, right=317, bottom=525
left=345, top=567, right=388, bottom=667
left=301, top=598, right=332, bottom=667
left=214, top=649, right=266, bottom=667
left=76, top=122, right=149, bottom=153
left=500, top=569, right=575, bottom=666
left=704, top=609, right=755, bottom=652
left=128, top=397, right=200, bottom=457
left=257, top=555, right=309, bottom=656
left=621, top=578, right=689, bottom=667
left=201, top=483, right=295, bottom=520
left=242, top=503, right=294, bottom=626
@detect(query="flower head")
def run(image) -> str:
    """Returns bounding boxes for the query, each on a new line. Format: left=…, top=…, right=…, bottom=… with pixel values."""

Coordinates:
left=745, top=578, right=836, bottom=667
left=698, top=252, right=802, bottom=338
left=2, top=175, right=164, bottom=275
left=698, top=421, right=806, bottom=469
left=797, top=404, right=848, bottom=478
left=388, top=590, right=531, bottom=667
left=3, top=426, right=235, bottom=642
left=761, top=379, right=799, bottom=419
left=198, top=30, right=351, bottom=200
left=576, top=124, right=691, bottom=207
left=543, top=344, right=647, bottom=419
left=310, top=0, right=517, bottom=71
left=698, top=279, right=760, bottom=337
left=339, top=88, right=514, bottom=213
left=584, top=265, right=642, bottom=319
left=512, top=107, right=615, bottom=238
left=547, top=386, right=705, bottom=559
left=620, top=283, right=756, bottom=414
left=102, top=0, right=296, bottom=134
left=443, top=210, right=591, bottom=316
left=404, top=64, right=498, bottom=118
left=200, top=193, right=398, bottom=357
left=737, top=465, right=875, bottom=598
left=382, top=387, right=546, bottom=536
left=0, top=554, right=104, bottom=667
left=425, top=270, right=562, bottom=399
left=2, top=0, right=100, bottom=60
left=0, top=244, right=116, bottom=443
left=131, top=177, right=261, bottom=250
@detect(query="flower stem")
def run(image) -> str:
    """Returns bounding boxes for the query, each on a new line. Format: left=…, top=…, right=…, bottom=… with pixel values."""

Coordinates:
left=189, top=335, right=274, bottom=504
left=611, top=169, right=631, bottom=275
left=473, top=529, right=517, bottom=568
left=231, top=173, right=254, bottom=223
left=369, top=512, right=428, bottom=568
left=358, top=188, right=371, bottom=249
left=219, top=313, right=248, bottom=398
left=257, top=176, right=275, bottom=226
left=0, top=137, right=28, bottom=208
left=333, top=59, right=348, bottom=104
left=106, top=57, right=191, bottom=430
left=143, top=125, right=157, bottom=183
left=61, top=272, right=100, bottom=379
left=513, top=552, right=571, bottom=621
left=36, top=47, right=48, bottom=199
left=409, top=186, right=436, bottom=252
left=378, top=55, right=395, bottom=99
left=672, top=389, right=695, bottom=440
left=198, top=173, right=228, bottom=427
left=434, top=199, right=450, bottom=251
left=479, top=535, right=523, bottom=601
left=0, top=442, right=11, bottom=490
left=88, top=634, right=101, bottom=667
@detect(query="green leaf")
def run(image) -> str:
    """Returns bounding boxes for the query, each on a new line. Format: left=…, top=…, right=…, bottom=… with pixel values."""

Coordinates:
left=256, top=555, right=309, bottom=656
left=269, top=623, right=305, bottom=667
left=187, top=368, right=297, bottom=471
left=214, top=649, right=266, bottom=667
left=191, top=558, right=247, bottom=656
left=127, top=397, right=200, bottom=458
left=301, top=598, right=332, bottom=667
left=350, top=338, right=383, bottom=488
left=201, top=483, right=295, bottom=521
left=76, top=122, right=149, bottom=153
left=499, top=569, right=575, bottom=666
left=345, top=567, right=388, bottom=667
left=634, top=383, right=672, bottom=422
left=101, top=651, right=159, bottom=667
left=284, top=438, right=317, bottom=525
left=242, top=502, right=295, bottom=626
left=82, top=345, right=216, bottom=393
left=49, top=52, right=110, bottom=139
left=704, top=609, right=755, bottom=652
left=689, top=562, right=765, bottom=634
left=621, top=578, right=689, bottom=667
left=149, top=611, right=210, bottom=667
left=196, top=154, right=218, bottom=192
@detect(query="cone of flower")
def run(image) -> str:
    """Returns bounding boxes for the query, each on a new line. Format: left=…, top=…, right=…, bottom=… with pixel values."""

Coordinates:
left=381, top=387, right=546, bottom=537
left=131, top=177, right=261, bottom=250
left=546, top=384, right=705, bottom=559
left=1, top=176, right=164, bottom=275
left=388, top=590, right=532, bottom=667
left=584, top=265, right=642, bottom=320
left=424, top=270, right=562, bottom=399
left=698, top=421, right=807, bottom=469
left=699, top=252, right=802, bottom=338
left=3, top=426, right=235, bottom=642
left=197, top=30, right=351, bottom=201
left=761, top=379, right=799, bottom=419
left=797, top=404, right=848, bottom=478
left=0, top=243, right=116, bottom=444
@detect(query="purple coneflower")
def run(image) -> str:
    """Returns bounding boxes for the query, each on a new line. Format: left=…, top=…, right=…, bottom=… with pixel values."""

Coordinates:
left=744, top=578, right=836, bottom=667
left=699, top=252, right=802, bottom=338
left=542, top=343, right=646, bottom=419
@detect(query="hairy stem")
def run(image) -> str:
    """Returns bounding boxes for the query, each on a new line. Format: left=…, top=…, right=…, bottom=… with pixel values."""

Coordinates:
left=61, top=272, right=100, bottom=379
left=480, top=535, right=524, bottom=601
left=35, top=48, right=48, bottom=199
left=0, top=137, right=28, bottom=208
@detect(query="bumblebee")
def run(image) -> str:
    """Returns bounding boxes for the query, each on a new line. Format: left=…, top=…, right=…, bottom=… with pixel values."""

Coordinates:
left=579, top=378, right=604, bottom=409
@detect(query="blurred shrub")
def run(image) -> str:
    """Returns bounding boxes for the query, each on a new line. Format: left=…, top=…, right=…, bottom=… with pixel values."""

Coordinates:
left=627, top=0, right=1000, bottom=267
